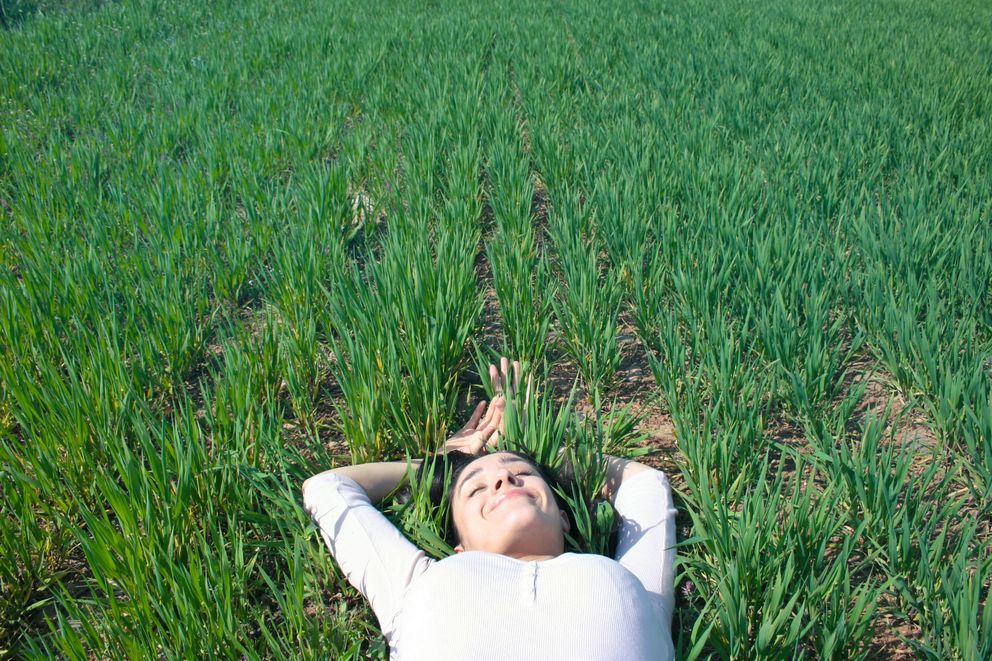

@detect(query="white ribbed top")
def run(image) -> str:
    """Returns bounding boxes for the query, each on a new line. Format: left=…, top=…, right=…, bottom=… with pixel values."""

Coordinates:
left=303, top=469, right=677, bottom=661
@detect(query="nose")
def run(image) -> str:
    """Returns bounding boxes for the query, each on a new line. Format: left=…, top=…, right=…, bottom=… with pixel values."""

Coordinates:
left=492, top=468, right=521, bottom=492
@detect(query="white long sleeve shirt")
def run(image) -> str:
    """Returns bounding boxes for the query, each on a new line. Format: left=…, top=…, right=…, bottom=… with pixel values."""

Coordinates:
left=303, top=467, right=677, bottom=660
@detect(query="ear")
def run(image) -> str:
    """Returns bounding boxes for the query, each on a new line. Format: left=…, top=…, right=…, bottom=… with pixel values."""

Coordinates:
left=454, top=544, right=464, bottom=553
left=560, top=511, right=570, bottom=534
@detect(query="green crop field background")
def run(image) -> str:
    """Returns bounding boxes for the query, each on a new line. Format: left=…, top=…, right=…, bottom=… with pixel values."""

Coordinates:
left=1, top=0, right=990, bottom=658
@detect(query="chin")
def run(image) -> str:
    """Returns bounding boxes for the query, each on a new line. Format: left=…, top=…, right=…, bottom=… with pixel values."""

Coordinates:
left=493, top=513, right=560, bottom=543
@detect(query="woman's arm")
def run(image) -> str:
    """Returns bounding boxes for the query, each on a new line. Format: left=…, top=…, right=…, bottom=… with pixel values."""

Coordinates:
left=298, top=359, right=518, bottom=645
left=601, top=455, right=652, bottom=504
left=302, top=360, right=516, bottom=502
left=305, top=441, right=643, bottom=504
left=609, top=462, right=677, bottom=622
left=303, top=460, right=419, bottom=504
left=301, top=468, right=431, bottom=643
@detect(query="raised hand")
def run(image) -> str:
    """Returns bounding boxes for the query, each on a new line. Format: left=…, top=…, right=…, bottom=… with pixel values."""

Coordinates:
left=489, top=356, right=522, bottom=403
left=444, top=357, right=531, bottom=455
left=488, top=356, right=534, bottom=448
left=443, top=399, right=503, bottom=455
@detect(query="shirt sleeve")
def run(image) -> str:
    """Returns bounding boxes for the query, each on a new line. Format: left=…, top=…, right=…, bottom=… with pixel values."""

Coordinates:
left=612, top=468, right=677, bottom=622
left=302, top=472, right=432, bottom=640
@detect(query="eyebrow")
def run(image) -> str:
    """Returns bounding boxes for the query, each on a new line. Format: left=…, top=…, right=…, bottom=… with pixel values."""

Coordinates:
left=457, top=456, right=530, bottom=494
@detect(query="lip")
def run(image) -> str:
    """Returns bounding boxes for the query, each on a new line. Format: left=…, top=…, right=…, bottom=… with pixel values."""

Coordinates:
left=487, top=489, right=532, bottom=514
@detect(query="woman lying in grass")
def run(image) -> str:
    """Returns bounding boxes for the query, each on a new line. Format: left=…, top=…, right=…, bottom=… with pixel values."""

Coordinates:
left=302, top=359, right=677, bottom=660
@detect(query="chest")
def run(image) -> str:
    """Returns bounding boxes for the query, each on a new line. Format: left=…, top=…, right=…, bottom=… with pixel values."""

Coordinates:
left=393, top=553, right=668, bottom=661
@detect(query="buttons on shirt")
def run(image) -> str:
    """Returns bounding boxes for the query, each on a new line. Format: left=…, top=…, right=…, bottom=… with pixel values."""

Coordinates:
left=518, top=561, right=538, bottom=605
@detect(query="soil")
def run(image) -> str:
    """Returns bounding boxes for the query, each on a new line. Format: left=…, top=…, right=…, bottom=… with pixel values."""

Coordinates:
left=275, top=187, right=947, bottom=657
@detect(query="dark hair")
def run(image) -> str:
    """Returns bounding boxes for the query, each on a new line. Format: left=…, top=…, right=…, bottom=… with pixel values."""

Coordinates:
left=417, top=450, right=577, bottom=548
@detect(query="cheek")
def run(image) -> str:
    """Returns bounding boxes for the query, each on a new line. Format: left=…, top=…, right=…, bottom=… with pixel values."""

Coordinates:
left=450, top=501, right=464, bottom=532
left=533, top=483, right=557, bottom=510
left=450, top=500, right=476, bottom=541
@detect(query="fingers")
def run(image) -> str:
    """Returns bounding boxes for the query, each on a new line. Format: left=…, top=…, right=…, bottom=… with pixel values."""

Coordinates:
left=489, top=397, right=507, bottom=444
left=467, top=418, right=500, bottom=453
left=486, top=395, right=506, bottom=444
left=466, top=400, right=486, bottom=429
left=454, top=401, right=487, bottom=435
left=490, top=356, right=522, bottom=398
left=446, top=434, right=484, bottom=455
left=481, top=398, right=503, bottom=434
left=446, top=426, right=494, bottom=455
left=446, top=389, right=511, bottom=455
left=448, top=357, right=531, bottom=455
left=479, top=397, right=498, bottom=429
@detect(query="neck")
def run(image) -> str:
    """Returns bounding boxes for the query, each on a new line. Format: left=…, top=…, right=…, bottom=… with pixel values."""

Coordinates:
left=508, top=552, right=560, bottom=562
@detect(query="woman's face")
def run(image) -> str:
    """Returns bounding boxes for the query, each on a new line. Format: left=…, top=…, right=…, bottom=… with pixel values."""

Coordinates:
left=449, top=452, right=569, bottom=557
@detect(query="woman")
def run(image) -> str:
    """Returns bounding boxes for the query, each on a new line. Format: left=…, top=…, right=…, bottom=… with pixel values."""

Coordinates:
left=302, top=359, right=677, bottom=660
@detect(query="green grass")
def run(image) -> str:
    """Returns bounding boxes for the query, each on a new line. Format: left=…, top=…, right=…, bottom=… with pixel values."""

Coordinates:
left=1, top=0, right=990, bottom=657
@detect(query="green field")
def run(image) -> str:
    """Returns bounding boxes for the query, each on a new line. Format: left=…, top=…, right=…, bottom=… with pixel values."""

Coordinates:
left=1, top=0, right=990, bottom=657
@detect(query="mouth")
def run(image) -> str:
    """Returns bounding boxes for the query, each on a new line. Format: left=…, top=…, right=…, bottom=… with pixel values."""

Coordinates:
left=488, top=489, right=532, bottom=514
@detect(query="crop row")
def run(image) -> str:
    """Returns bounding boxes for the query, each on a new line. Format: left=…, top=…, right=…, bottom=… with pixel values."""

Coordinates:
left=1, top=0, right=990, bottom=658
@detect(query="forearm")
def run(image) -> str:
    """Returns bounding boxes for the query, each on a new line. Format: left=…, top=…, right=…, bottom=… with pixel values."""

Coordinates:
left=303, top=459, right=422, bottom=503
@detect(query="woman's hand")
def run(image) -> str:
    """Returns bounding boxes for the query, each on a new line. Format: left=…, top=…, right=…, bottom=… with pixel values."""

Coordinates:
left=489, top=356, right=530, bottom=434
left=443, top=399, right=502, bottom=455
left=488, top=356, right=522, bottom=406
left=443, top=357, right=524, bottom=455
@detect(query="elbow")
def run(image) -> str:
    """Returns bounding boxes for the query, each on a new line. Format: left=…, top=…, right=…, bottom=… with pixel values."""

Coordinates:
left=301, top=475, right=318, bottom=501
left=301, top=470, right=344, bottom=505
